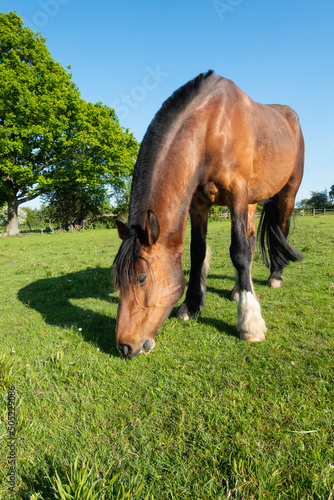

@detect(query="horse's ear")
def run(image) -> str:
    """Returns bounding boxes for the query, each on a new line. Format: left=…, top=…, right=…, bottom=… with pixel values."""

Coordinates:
left=146, top=210, right=160, bottom=246
left=116, top=220, right=128, bottom=240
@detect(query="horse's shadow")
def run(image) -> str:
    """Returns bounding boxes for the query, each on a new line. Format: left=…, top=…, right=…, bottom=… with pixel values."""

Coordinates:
left=18, top=268, right=269, bottom=355
left=18, top=267, right=119, bottom=355
left=205, top=273, right=268, bottom=298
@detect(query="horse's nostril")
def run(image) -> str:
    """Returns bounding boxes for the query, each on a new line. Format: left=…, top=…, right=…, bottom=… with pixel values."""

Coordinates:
left=119, top=344, right=132, bottom=357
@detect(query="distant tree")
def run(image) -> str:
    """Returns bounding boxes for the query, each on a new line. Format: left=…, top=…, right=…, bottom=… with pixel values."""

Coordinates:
left=296, top=199, right=310, bottom=209
left=0, top=12, right=138, bottom=236
left=21, top=207, right=40, bottom=231
left=42, top=183, right=109, bottom=229
left=110, top=175, right=132, bottom=218
left=306, top=190, right=331, bottom=209
left=329, top=184, right=334, bottom=203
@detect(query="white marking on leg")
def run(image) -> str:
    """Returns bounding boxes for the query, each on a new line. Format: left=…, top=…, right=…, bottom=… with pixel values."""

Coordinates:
left=237, top=291, right=267, bottom=342
left=200, top=244, right=211, bottom=294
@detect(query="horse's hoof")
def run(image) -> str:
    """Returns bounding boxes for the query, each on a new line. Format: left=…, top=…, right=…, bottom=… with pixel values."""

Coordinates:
left=230, top=290, right=240, bottom=301
left=239, top=331, right=266, bottom=342
left=237, top=291, right=267, bottom=342
left=176, top=303, right=198, bottom=321
left=268, top=278, right=283, bottom=288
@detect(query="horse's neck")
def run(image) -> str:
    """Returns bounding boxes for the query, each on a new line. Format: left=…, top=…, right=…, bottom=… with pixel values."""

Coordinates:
left=148, top=130, right=202, bottom=247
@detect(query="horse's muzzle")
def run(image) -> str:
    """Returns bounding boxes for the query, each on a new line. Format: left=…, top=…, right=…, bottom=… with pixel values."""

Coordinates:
left=118, top=338, right=156, bottom=358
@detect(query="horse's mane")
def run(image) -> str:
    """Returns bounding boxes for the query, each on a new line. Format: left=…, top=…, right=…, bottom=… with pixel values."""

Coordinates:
left=129, top=69, right=216, bottom=227
left=113, top=70, right=216, bottom=292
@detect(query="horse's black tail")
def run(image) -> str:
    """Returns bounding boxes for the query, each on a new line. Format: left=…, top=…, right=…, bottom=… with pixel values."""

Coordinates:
left=258, top=194, right=304, bottom=271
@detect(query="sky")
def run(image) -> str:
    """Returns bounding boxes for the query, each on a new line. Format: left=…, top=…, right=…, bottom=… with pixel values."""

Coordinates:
left=2, top=0, right=334, bottom=208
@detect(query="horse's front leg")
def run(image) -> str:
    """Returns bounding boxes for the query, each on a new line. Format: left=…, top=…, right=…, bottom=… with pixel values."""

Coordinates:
left=177, top=197, right=211, bottom=321
left=230, top=203, right=266, bottom=342
left=230, top=203, right=257, bottom=301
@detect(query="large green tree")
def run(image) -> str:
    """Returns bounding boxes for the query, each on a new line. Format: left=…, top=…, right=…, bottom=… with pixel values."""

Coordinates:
left=0, top=12, right=138, bottom=236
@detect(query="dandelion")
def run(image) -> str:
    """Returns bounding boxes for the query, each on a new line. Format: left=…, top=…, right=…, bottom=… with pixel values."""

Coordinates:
left=78, top=328, right=82, bottom=332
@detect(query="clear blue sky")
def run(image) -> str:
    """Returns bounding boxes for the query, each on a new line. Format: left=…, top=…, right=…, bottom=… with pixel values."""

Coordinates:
left=2, top=0, right=334, bottom=207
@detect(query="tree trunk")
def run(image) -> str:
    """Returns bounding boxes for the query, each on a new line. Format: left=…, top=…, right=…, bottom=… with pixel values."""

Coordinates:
left=2, top=197, right=20, bottom=237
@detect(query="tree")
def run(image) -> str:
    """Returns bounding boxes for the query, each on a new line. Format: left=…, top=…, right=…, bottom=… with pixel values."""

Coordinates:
left=329, top=184, right=334, bottom=203
left=21, top=207, right=40, bottom=231
left=42, top=183, right=109, bottom=229
left=0, top=12, right=138, bottom=236
left=296, top=199, right=310, bottom=209
left=0, top=204, right=26, bottom=225
left=306, top=190, right=331, bottom=209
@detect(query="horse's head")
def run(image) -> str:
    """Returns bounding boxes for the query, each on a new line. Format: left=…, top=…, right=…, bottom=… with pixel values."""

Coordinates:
left=113, top=210, right=185, bottom=358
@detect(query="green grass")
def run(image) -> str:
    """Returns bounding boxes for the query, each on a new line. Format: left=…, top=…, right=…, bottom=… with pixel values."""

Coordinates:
left=0, top=217, right=333, bottom=499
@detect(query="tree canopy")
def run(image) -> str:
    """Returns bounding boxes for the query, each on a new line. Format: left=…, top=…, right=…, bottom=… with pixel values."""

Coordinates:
left=0, top=12, right=139, bottom=235
left=297, top=187, right=334, bottom=209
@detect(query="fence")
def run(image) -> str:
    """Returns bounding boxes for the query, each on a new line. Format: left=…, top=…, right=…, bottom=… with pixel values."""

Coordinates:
left=208, top=207, right=334, bottom=220
left=293, top=208, right=334, bottom=216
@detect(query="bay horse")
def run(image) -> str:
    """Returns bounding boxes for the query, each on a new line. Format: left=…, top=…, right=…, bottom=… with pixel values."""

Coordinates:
left=113, top=70, right=304, bottom=357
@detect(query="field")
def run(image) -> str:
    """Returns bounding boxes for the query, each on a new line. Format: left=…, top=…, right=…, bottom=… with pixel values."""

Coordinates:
left=0, top=216, right=333, bottom=499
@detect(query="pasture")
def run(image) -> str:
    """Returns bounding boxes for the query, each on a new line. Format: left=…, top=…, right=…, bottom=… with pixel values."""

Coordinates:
left=0, top=216, right=333, bottom=499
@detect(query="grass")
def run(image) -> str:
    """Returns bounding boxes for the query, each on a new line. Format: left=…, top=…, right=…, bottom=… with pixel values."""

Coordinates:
left=0, top=216, right=333, bottom=499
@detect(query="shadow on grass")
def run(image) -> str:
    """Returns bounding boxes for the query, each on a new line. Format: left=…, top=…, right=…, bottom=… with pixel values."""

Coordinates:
left=18, top=267, right=269, bottom=356
left=18, top=454, right=56, bottom=500
left=198, top=314, right=238, bottom=339
left=18, top=267, right=118, bottom=356
left=206, top=273, right=268, bottom=299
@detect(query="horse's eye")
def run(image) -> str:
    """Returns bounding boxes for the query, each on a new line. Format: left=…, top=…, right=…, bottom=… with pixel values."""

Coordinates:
left=137, top=275, right=147, bottom=286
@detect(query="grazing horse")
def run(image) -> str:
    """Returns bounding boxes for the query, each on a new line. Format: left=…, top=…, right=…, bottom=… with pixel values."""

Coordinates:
left=113, top=71, right=304, bottom=357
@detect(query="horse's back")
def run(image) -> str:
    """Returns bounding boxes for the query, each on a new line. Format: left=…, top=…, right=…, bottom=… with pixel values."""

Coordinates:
left=201, top=80, right=304, bottom=204
left=267, top=103, right=303, bottom=139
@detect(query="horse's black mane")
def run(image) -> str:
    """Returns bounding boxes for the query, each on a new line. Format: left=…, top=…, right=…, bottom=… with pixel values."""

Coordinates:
left=129, top=69, right=215, bottom=227
left=113, top=70, right=216, bottom=291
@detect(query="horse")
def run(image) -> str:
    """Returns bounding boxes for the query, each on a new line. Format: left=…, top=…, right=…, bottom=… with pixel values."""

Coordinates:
left=113, top=70, right=304, bottom=357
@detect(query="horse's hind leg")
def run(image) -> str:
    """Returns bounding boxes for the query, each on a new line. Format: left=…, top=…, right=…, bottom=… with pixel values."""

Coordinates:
left=230, top=203, right=257, bottom=301
left=259, top=184, right=303, bottom=289
left=269, top=190, right=295, bottom=288
left=230, top=196, right=266, bottom=342
left=177, top=197, right=211, bottom=321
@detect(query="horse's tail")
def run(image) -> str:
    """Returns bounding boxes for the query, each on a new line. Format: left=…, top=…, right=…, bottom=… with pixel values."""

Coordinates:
left=258, top=194, right=304, bottom=271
